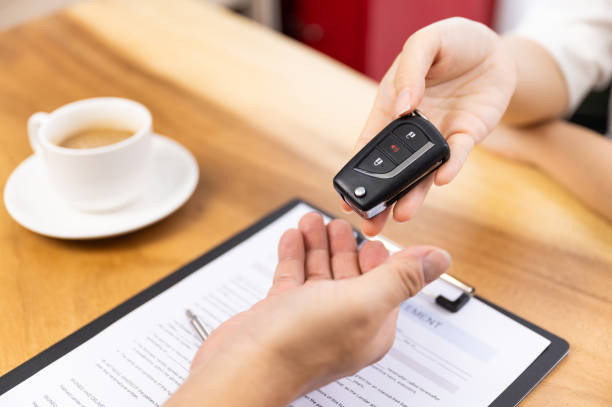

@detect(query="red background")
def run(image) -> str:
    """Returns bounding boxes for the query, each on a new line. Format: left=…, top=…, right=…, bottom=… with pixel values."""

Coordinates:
left=282, top=0, right=495, bottom=80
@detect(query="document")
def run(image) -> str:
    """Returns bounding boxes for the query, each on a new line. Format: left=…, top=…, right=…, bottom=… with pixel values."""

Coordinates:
left=0, top=203, right=550, bottom=406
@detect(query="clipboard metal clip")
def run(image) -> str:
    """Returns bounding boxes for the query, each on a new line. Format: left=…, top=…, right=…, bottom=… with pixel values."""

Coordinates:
left=435, top=273, right=474, bottom=313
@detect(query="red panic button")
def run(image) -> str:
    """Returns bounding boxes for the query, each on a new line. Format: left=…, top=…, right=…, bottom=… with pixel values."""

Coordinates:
left=379, top=134, right=414, bottom=164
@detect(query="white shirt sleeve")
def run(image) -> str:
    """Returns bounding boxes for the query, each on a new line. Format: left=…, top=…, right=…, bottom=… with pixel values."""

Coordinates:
left=510, top=0, right=612, bottom=114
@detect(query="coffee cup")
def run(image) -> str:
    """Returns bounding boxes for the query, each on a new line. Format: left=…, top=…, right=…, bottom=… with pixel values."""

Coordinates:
left=27, top=97, right=153, bottom=212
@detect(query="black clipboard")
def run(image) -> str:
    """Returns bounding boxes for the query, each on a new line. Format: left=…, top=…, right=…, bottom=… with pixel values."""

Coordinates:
left=0, top=198, right=569, bottom=406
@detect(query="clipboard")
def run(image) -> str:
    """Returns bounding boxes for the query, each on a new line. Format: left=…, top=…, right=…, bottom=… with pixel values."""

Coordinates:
left=0, top=198, right=569, bottom=406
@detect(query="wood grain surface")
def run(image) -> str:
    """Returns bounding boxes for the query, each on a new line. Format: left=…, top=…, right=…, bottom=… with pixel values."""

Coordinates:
left=0, top=0, right=610, bottom=405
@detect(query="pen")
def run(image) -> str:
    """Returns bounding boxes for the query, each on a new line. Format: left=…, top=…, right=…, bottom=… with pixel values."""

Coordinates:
left=186, top=309, right=209, bottom=342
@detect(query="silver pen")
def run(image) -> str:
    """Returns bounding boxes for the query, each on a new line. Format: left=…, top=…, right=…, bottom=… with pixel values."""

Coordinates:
left=186, top=309, right=209, bottom=342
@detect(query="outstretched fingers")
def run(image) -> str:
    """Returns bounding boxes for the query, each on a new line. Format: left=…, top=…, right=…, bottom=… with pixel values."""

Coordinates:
left=299, top=212, right=332, bottom=281
left=327, top=219, right=360, bottom=279
left=269, top=228, right=306, bottom=295
left=358, top=240, right=390, bottom=273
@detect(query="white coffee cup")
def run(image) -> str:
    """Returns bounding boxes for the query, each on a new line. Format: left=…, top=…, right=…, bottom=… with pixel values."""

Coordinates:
left=27, top=97, right=153, bottom=212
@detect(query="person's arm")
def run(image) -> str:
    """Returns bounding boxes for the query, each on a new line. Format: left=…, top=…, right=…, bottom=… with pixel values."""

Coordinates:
left=501, top=0, right=612, bottom=126
left=164, top=347, right=303, bottom=407
left=482, top=121, right=612, bottom=221
left=347, top=5, right=612, bottom=235
left=164, top=213, right=451, bottom=406
left=500, top=36, right=569, bottom=126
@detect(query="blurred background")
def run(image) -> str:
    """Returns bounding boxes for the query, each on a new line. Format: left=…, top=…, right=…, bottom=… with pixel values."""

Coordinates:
left=2, top=0, right=605, bottom=131
left=1, top=0, right=529, bottom=82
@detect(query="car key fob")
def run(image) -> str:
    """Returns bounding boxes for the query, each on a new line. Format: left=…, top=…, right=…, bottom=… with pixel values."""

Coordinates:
left=333, top=111, right=450, bottom=219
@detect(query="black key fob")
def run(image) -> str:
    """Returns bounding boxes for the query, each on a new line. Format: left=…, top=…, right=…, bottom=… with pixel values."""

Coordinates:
left=333, top=111, right=450, bottom=219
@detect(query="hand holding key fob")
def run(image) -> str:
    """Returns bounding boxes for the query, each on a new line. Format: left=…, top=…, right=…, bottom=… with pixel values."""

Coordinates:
left=334, top=111, right=450, bottom=219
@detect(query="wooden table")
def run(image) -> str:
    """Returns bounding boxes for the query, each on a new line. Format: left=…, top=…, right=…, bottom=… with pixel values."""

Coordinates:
left=0, top=0, right=610, bottom=404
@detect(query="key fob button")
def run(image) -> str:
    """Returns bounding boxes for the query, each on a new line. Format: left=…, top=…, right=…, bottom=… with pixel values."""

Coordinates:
left=357, top=148, right=395, bottom=174
left=393, top=124, right=430, bottom=151
left=354, top=186, right=366, bottom=197
left=378, top=134, right=413, bottom=164
left=334, top=113, right=450, bottom=219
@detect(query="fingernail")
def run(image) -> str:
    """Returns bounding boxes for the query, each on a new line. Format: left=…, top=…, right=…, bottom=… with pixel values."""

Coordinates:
left=395, top=89, right=412, bottom=117
left=363, top=230, right=378, bottom=238
left=422, top=249, right=452, bottom=283
left=339, top=204, right=352, bottom=214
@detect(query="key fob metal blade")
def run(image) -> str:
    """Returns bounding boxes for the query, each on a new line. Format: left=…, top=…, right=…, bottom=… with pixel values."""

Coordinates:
left=333, top=111, right=450, bottom=219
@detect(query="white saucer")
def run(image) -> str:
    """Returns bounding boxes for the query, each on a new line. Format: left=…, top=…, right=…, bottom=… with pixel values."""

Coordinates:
left=3, top=134, right=199, bottom=239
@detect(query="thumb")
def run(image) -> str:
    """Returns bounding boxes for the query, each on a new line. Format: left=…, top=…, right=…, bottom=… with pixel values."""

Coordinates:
left=393, top=27, right=441, bottom=117
left=355, top=246, right=451, bottom=311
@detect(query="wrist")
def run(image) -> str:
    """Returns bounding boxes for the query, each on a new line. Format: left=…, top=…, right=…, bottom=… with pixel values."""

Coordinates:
left=169, top=342, right=309, bottom=407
